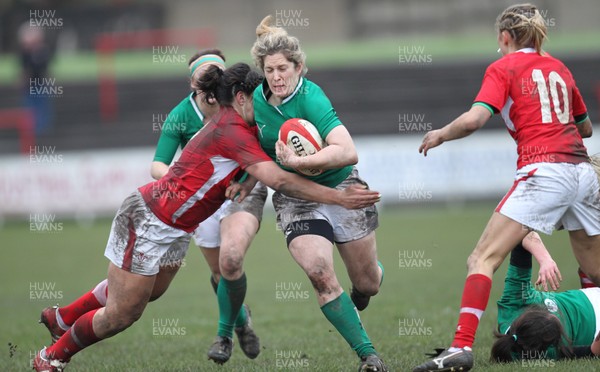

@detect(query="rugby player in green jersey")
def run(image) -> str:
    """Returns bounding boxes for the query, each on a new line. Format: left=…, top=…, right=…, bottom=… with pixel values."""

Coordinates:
left=491, top=232, right=600, bottom=362
left=247, top=15, right=388, bottom=372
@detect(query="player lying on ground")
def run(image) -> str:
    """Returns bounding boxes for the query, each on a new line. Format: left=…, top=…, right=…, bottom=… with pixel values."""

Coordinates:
left=38, top=49, right=263, bottom=366
left=414, top=3, right=599, bottom=371
left=33, top=62, right=381, bottom=372
left=249, top=15, right=388, bottom=372
left=491, top=234, right=600, bottom=361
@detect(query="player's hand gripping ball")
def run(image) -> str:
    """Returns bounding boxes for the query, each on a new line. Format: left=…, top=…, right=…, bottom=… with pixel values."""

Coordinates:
left=278, top=118, right=325, bottom=176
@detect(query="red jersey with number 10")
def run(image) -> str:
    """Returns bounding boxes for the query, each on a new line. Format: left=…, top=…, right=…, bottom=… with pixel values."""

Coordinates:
left=474, top=49, right=589, bottom=169
left=138, top=107, right=271, bottom=232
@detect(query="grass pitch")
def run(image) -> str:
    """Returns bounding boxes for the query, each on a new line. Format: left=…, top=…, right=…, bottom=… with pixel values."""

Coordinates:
left=1, top=203, right=596, bottom=371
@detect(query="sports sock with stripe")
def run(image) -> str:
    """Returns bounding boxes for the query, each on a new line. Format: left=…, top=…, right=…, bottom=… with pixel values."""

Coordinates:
left=58, top=280, right=107, bottom=327
left=45, top=308, right=101, bottom=361
left=578, top=268, right=596, bottom=288
left=451, top=273, right=492, bottom=348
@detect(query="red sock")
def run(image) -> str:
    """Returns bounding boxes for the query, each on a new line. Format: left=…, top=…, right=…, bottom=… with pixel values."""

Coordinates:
left=451, top=274, right=492, bottom=349
left=46, top=308, right=102, bottom=361
left=579, top=268, right=596, bottom=288
left=58, top=280, right=107, bottom=326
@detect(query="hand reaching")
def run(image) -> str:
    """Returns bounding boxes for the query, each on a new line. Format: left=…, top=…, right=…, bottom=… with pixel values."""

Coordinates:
left=535, top=258, right=562, bottom=291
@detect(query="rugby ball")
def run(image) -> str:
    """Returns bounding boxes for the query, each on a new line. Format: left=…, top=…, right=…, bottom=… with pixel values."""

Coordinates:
left=278, top=118, right=325, bottom=176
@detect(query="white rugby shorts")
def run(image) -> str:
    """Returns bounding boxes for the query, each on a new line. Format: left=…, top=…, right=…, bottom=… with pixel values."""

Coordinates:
left=104, top=191, right=191, bottom=275
left=496, top=162, right=600, bottom=235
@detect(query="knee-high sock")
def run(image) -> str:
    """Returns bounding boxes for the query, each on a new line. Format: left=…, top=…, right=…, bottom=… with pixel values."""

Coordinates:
left=211, top=276, right=248, bottom=328
left=321, top=292, right=376, bottom=358
left=217, top=274, right=247, bottom=338
left=45, top=308, right=102, bottom=361
left=57, top=280, right=108, bottom=328
left=451, top=274, right=492, bottom=348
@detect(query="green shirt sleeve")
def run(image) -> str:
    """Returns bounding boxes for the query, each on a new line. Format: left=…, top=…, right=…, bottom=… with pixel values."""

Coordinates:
left=153, top=112, right=185, bottom=164
left=497, top=264, right=538, bottom=333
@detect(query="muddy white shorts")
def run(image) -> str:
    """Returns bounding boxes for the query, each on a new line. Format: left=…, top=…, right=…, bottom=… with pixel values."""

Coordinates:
left=496, top=162, right=600, bottom=235
left=273, top=167, right=379, bottom=244
left=192, top=182, right=268, bottom=248
left=104, top=191, right=191, bottom=275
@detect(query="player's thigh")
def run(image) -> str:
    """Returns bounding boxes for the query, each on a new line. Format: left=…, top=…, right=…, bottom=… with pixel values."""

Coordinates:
left=219, top=181, right=266, bottom=254
left=570, top=229, right=600, bottom=278
left=336, top=231, right=379, bottom=281
left=468, top=212, right=529, bottom=276
left=193, top=209, right=222, bottom=277
left=199, top=246, right=221, bottom=279
left=289, top=234, right=337, bottom=281
left=148, top=230, right=191, bottom=300
left=150, top=264, right=181, bottom=301
left=220, top=211, right=260, bottom=256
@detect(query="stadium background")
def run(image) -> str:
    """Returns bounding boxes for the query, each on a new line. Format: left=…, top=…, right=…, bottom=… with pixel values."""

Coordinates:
left=1, top=0, right=599, bottom=371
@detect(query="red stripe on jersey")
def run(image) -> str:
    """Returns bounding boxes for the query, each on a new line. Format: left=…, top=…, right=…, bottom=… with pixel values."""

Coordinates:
left=496, top=168, right=538, bottom=212
left=122, top=217, right=136, bottom=272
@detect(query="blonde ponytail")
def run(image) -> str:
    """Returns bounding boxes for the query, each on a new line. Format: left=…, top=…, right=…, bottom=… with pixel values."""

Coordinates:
left=496, top=4, right=548, bottom=54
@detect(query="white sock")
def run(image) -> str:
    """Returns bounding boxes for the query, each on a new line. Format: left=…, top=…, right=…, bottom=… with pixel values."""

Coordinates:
left=55, top=308, right=70, bottom=331
left=92, top=279, right=108, bottom=306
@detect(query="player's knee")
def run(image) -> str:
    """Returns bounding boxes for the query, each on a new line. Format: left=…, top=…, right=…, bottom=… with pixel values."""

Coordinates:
left=104, top=308, right=144, bottom=334
left=307, top=268, right=338, bottom=295
left=220, top=251, right=244, bottom=279
left=148, top=289, right=166, bottom=302
left=466, top=252, right=481, bottom=273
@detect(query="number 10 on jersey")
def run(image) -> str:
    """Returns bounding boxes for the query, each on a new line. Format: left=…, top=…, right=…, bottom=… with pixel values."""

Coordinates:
left=530, top=69, right=569, bottom=124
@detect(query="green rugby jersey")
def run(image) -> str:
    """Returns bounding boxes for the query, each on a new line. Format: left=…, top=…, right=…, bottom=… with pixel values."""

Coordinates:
left=253, top=77, right=352, bottom=188
left=497, top=263, right=596, bottom=359
left=153, top=92, right=205, bottom=164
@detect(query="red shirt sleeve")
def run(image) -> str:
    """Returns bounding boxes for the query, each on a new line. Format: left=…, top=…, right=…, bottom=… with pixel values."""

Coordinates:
left=217, top=115, right=272, bottom=169
left=474, top=60, right=509, bottom=113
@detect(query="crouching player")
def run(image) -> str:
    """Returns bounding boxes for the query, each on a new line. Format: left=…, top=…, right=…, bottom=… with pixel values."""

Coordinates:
left=33, top=62, right=381, bottom=371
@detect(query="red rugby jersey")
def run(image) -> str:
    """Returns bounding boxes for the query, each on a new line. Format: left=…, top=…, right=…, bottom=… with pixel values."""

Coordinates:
left=474, top=48, right=589, bottom=169
left=138, top=107, right=271, bottom=232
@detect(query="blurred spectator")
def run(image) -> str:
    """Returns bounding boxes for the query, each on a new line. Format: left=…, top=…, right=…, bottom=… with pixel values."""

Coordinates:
left=18, top=22, right=54, bottom=135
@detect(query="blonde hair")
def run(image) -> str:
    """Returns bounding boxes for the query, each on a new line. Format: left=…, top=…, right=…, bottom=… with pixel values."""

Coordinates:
left=250, top=15, right=307, bottom=75
left=496, top=3, right=547, bottom=54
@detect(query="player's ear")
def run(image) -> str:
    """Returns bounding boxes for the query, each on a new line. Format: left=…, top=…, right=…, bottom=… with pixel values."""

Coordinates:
left=235, top=90, right=246, bottom=106
left=500, top=30, right=512, bottom=46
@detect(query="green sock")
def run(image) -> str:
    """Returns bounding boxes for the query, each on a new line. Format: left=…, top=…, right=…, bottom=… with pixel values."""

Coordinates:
left=321, top=292, right=376, bottom=358
left=210, top=276, right=248, bottom=328
left=217, top=273, right=247, bottom=338
left=378, top=260, right=384, bottom=286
